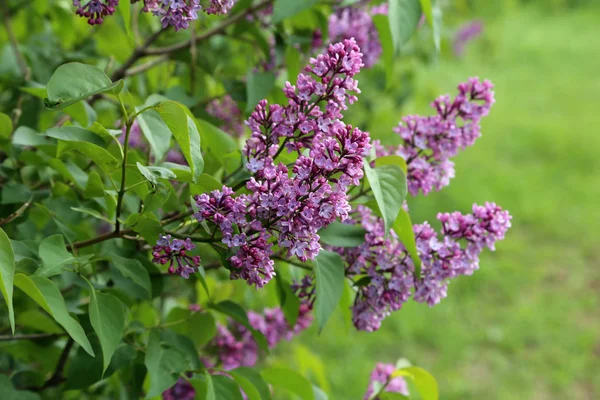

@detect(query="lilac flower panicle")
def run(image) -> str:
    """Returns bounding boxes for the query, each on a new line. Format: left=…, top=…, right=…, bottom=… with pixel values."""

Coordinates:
left=376, top=77, right=495, bottom=196
left=454, top=20, right=484, bottom=57
left=206, top=95, right=245, bottom=137
left=363, top=363, right=409, bottom=400
left=132, top=0, right=201, bottom=30
left=204, top=0, right=236, bottom=15
left=73, top=0, right=119, bottom=25
left=162, top=378, right=195, bottom=400
left=194, top=39, right=370, bottom=288
left=152, top=234, right=201, bottom=278
left=333, top=202, right=511, bottom=332
left=209, top=303, right=313, bottom=370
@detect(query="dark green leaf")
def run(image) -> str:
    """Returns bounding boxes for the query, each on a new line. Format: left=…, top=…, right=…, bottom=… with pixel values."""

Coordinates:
left=88, top=289, right=126, bottom=373
left=272, top=0, right=319, bottom=23
left=71, top=207, right=113, bottom=224
left=14, top=273, right=94, bottom=356
left=230, top=367, right=273, bottom=400
left=12, top=127, right=54, bottom=147
left=364, top=162, right=407, bottom=232
left=110, top=254, right=151, bottom=297
left=16, top=309, right=62, bottom=334
left=388, top=0, right=422, bottom=52
left=261, top=367, right=315, bottom=400
left=314, top=250, right=345, bottom=333
left=36, top=234, right=75, bottom=277
left=45, top=62, right=122, bottom=110
left=124, top=213, right=163, bottom=246
left=318, top=222, right=366, bottom=248
left=0, top=228, right=15, bottom=333
left=213, top=375, right=244, bottom=400
left=144, top=329, right=189, bottom=398
left=205, top=371, right=216, bottom=400
left=276, top=276, right=300, bottom=327
left=84, top=171, right=105, bottom=198
left=245, top=71, right=276, bottom=112
left=136, top=108, right=172, bottom=162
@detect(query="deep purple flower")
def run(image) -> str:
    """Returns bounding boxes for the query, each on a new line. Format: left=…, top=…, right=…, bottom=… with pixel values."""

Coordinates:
left=162, top=378, right=195, bottom=400
left=152, top=234, right=201, bottom=278
left=363, top=363, right=409, bottom=400
left=375, top=77, right=495, bottom=196
left=73, top=0, right=119, bottom=25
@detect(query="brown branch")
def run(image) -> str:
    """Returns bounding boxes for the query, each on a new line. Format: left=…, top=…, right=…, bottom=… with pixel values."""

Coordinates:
left=38, top=338, right=74, bottom=391
left=66, top=229, right=134, bottom=251
left=0, top=332, right=67, bottom=342
left=110, top=27, right=167, bottom=81
left=0, top=197, right=32, bottom=226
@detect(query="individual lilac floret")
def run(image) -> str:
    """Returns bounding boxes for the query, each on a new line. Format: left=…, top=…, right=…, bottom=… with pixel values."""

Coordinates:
left=152, top=234, right=201, bottom=278
left=204, top=0, right=236, bottom=15
left=206, top=95, right=245, bottom=137
left=194, top=39, right=370, bottom=288
left=375, top=78, right=495, bottom=196
left=208, top=303, right=313, bottom=370
left=162, top=378, right=195, bottom=400
left=363, top=363, right=409, bottom=400
left=454, top=20, right=484, bottom=57
left=138, top=0, right=201, bottom=30
left=73, top=0, right=118, bottom=25
left=332, top=202, right=511, bottom=332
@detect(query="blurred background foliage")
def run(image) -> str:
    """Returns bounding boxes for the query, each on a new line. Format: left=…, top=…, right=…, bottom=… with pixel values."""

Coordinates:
left=1, top=0, right=599, bottom=399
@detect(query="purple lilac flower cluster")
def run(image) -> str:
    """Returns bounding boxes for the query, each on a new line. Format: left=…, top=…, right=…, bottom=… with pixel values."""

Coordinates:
left=327, top=3, right=387, bottom=68
left=363, top=363, right=409, bottom=400
left=454, top=20, right=484, bottom=57
left=152, top=234, right=201, bottom=278
left=209, top=304, right=313, bottom=370
left=73, top=0, right=118, bottom=25
left=334, top=202, right=511, bottom=332
left=204, top=0, right=236, bottom=15
left=374, top=78, right=495, bottom=196
left=206, top=95, right=245, bottom=137
left=194, top=39, right=370, bottom=288
left=163, top=378, right=195, bottom=400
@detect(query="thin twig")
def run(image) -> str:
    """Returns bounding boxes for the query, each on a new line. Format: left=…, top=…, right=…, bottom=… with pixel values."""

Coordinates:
left=125, top=55, right=169, bottom=77
left=0, top=197, right=32, bottom=226
left=0, top=332, right=67, bottom=342
left=38, top=338, right=74, bottom=390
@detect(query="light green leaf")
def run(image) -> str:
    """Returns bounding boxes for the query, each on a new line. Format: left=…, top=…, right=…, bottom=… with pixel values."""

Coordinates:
left=213, top=375, right=244, bottom=400
left=388, top=0, right=422, bottom=52
left=144, top=329, right=188, bottom=398
left=230, top=367, right=273, bottom=400
left=155, top=101, right=204, bottom=182
left=364, top=162, right=407, bottom=232
left=12, top=127, right=54, bottom=147
left=46, top=126, right=106, bottom=146
left=392, top=208, right=422, bottom=279
left=375, top=155, right=408, bottom=175
left=313, top=386, right=328, bottom=400
left=45, top=62, right=122, bottom=110
left=36, top=235, right=75, bottom=277
left=314, top=250, right=345, bottom=333
left=245, top=71, right=276, bottom=112
left=272, top=0, right=319, bottom=23
left=189, top=173, right=223, bottom=194
left=118, top=0, right=133, bottom=39
left=318, top=222, right=366, bottom=248
left=276, top=276, right=300, bottom=327
left=71, top=207, right=113, bottom=223
left=0, top=112, right=12, bottom=138
left=261, top=367, right=315, bottom=400
left=14, top=273, right=94, bottom=356
left=136, top=108, right=172, bottom=162
left=205, top=370, right=216, bottom=400
left=88, top=288, right=126, bottom=374
left=16, top=309, right=62, bottom=334
left=419, top=0, right=441, bottom=51
left=392, top=367, right=438, bottom=400
left=110, top=255, right=151, bottom=297
left=285, top=45, right=301, bottom=83
left=196, top=119, right=237, bottom=167
left=0, top=228, right=16, bottom=333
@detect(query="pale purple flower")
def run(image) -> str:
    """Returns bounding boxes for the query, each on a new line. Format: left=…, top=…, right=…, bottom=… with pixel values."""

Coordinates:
left=454, top=20, right=484, bottom=57
left=204, top=0, right=236, bottom=15
left=363, top=363, right=409, bottom=400
left=152, top=234, right=201, bottom=278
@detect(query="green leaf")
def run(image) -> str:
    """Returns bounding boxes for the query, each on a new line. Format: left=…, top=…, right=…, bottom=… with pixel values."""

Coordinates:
left=285, top=45, right=301, bottom=83
left=137, top=162, right=158, bottom=185
left=44, top=62, right=122, bottom=110
left=213, top=375, right=244, bottom=400
left=36, top=235, right=75, bottom=277
left=272, top=0, right=319, bottom=23
left=189, top=173, right=223, bottom=195
left=419, top=0, right=441, bottom=51
left=136, top=108, right=172, bottom=162
left=261, top=367, right=315, bottom=400
left=318, top=222, right=366, bottom=248
left=375, top=154, right=408, bottom=175
left=71, top=207, right=113, bottom=224
left=124, top=213, right=163, bottom=245
left=118, top=0, right=133, bottom=39
left=14, top=273, right=94, bottom=356
left=110, top=255, right=151, bottom=297
left=392, top=208, right=422, bottom=279
left=373, top=14, right=395, bottom=88
left=144, top=329, right=189, bottom=398
left=46, top=126, right=106, bottom=146
left=84, top=171, right=105, bottom=198
left=0, top=228, right=16, bottom=333
left=12, top=127, right=54, bottom=147
left=230, top=367, right=273, bottom=400
left=210, top=300, right=269, bottom=354
left=245, top=71, right=276, bottom=112
left=155, top=101, right=204, bottom=182
left=392, top=367, right=438, bottom=400
left=189, top=312, right=217, bottom=347
left=0, top=112, right=12, bottom=138
left=0, top=374, right=41, bottom=400
left=16, top=309, right=62, bottom=334
left=314, top=250, right=345, bottom=333
left=88, top=288, right=126, bottom=374
left=205, top=370, right=216, bottom=400
left=276, top=276, right=300, bottom=327
left=364, top=162, right=407, bottom=232
left=388, top=0, right=422, bottom=52
left=196, top=119, right=237, bottom=167
left=313, top=386, right=328, bottom=400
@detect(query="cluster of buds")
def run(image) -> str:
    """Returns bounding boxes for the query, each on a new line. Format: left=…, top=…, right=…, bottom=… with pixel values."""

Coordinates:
left=152, top=234, right=201, bottom=278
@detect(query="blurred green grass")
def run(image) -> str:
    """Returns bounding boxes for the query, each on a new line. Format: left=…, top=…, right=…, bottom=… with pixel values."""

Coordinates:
left=277, top=6, right=600, bottom=400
